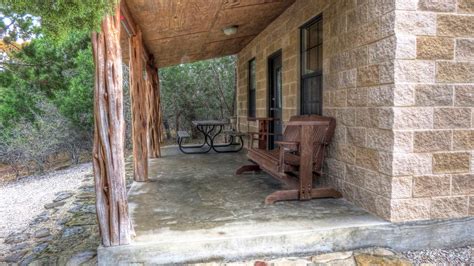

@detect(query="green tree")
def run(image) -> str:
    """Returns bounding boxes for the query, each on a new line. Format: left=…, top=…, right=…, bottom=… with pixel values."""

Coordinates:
left=160, top=56, right=236, bottom=136
left=0, top=85, right=41, bottom=127
left=53, top=40, right=94, bottom=133
left=1, top=0, right=116, bottom=41
left=0, top=1, right=114, bottom=172
left=0, top=32, right=94, bottom=132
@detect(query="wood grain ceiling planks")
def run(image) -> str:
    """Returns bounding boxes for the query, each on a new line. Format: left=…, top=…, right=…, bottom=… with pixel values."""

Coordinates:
left=123, top=0, right=295, bottom=67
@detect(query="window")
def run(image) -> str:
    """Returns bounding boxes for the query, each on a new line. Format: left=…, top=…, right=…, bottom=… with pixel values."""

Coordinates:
left=300, top=15, right=323, bottom=115
left=248, top=58, right=256, bottom=118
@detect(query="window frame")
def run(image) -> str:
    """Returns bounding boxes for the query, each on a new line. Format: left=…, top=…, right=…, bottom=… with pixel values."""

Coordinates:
left=299, top=14, right=323, bottom=115
left=247, top=58, right=257, bottom=118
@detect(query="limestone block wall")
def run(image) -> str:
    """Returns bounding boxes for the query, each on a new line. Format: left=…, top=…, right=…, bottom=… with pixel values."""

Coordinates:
left=237, top=0, right=398, bottom=220
left=236, top=0, right=317, bottom=132
left=388, top=0, right=474, bottom=222
left=236, top=0, right=474, bottom=222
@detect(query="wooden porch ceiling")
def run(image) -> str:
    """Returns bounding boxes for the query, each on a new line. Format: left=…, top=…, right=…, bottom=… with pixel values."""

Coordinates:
left=122, top=0, right=295, bottom=67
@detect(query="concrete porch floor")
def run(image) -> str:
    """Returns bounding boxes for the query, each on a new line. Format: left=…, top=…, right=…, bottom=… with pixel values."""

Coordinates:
left=98, top=147, right=474, bottom=265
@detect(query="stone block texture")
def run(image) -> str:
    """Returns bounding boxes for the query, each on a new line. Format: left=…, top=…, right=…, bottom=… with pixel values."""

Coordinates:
left=390, top=0, right=474, bottom=222
left=236, top=0, right=474, bottom=222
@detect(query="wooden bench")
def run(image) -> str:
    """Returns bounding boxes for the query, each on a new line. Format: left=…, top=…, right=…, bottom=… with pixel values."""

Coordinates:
left=236, top=115, right=342, bottom=204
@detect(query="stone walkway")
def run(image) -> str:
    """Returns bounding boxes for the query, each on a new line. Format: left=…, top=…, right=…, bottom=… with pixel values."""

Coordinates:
left=1, top=172, right=99, bottom=265
left=0, top=158, right=137, bottom=265
left=0, top=164, right=89, bottom=244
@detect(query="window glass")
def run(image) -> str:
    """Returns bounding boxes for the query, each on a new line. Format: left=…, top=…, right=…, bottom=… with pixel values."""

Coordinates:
left=301, top=18, right=322, bottom=75
left=301, top=15, right=323, bottom=115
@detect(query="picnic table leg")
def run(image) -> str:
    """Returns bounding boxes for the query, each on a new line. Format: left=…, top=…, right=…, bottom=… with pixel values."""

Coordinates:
left=210, top=125, right=236, bottom=151
left=198, top=125, right=216, bottom=147
left=178, top=135, right=212, bottom=153
left=207, top=125, right=221, bottom=141
left=213, top=134, right=244, bottom=153
left=209, top=125, right=223, bottom=146
left=177, top=125, right=213, bottom=153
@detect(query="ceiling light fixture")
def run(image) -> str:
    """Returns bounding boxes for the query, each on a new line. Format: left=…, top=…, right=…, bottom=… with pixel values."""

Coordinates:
left=223, top=25, right=238, bottom=36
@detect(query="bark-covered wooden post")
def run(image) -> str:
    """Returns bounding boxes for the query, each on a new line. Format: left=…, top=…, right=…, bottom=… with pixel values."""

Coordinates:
left=91, top=5, right=131, bottom=246
left=146, top=63, right=161, bottom=158
left=157, top=73, right=164, bottom=149
left=129, top=31, right=148, bottom=182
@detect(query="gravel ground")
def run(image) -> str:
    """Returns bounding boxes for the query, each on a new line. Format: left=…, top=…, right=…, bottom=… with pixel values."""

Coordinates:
left=403, top=246, right=473, bottom=265
left=0, top=163, right=91, bottom=242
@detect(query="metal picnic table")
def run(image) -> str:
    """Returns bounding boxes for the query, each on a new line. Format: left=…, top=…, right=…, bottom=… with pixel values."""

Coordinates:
left=176, top=120, right=245, bottom=154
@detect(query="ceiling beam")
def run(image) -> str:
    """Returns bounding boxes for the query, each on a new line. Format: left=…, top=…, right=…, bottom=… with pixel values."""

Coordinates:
left=120, top=1, right=154, bottom=66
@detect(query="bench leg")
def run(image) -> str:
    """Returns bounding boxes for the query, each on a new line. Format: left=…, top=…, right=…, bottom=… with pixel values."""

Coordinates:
left=264, top=188, right=342, bottom=204
left=235, top=164, right=261, bottom=175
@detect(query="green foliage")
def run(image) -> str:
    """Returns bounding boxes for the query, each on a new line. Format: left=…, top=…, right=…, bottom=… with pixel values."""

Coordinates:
left=0, top=31, right=94, bottom=132
left=1, top=0, right=117, bottom=40
left=0, top=29, right=94, bottom=171
left=0, top=2, right=238, bottom=171
left=160, top=56, right=236, bottom=134
left=53, top=43, right=94, bottom=133
left=0, top=8, right=39, bottom=46
left=0, top=86, right=41, bottom=127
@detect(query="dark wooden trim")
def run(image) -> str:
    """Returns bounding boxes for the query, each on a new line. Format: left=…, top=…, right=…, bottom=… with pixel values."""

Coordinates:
left=266, top=49, right=283, bottom=118
left=299, top=13, right=323, bottom=30
left=267, top=49, right=282, bottom=150
left=247, top=57, right=256, bottom=118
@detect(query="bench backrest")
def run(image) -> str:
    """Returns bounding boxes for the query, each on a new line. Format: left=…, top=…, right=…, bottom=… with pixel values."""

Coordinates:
left=283, top=115, right=336, bottom=171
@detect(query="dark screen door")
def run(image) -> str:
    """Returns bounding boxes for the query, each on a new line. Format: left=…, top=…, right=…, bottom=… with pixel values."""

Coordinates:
left=268, top=51, right=283, bottom=150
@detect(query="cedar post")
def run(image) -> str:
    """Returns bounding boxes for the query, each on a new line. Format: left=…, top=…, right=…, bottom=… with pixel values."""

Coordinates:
left=91, top=5, right=131, bottom=246
left=129, top=31, right=148, bottom=182
left=146, top=63, right=162, bottom=158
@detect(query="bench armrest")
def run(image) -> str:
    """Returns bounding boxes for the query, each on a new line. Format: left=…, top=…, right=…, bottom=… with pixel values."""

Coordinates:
left=247, top=117, right=276, bottom=122
left=276, top=141, right=299, bottom=173
left=249, top=132, right=283, bottom=148
left=275, top=141, right=299, bottom=152
left=248, top=131, right=280, bottom=135
left=275, top=140, right=299, bottom=145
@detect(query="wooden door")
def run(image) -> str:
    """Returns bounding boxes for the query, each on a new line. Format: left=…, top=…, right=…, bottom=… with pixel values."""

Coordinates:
left=268, top=51, right=283, bottom=150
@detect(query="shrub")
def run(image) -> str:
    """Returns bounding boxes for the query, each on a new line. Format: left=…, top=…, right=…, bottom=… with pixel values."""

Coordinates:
left=0, top=97, right=89, bottom=176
